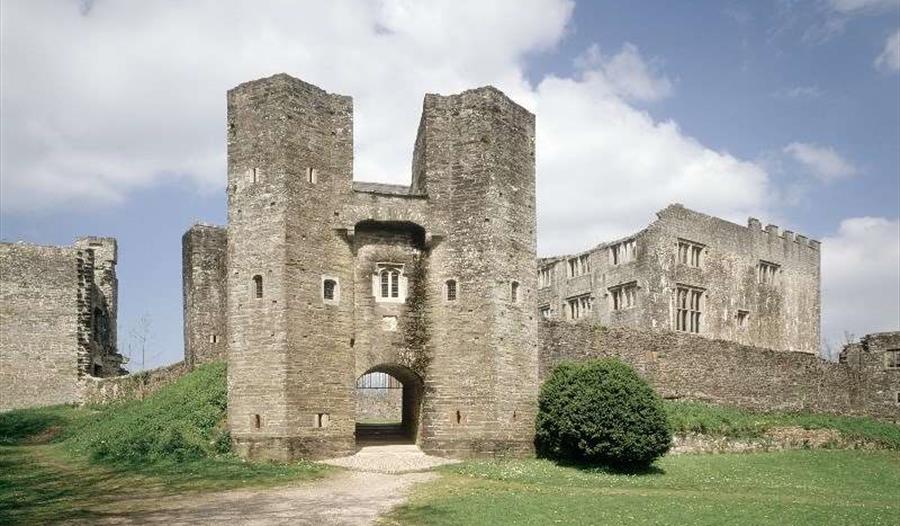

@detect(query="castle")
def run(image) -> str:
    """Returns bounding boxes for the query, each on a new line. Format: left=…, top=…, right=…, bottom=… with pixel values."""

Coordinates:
left=1, top=74, right=896, bottom=453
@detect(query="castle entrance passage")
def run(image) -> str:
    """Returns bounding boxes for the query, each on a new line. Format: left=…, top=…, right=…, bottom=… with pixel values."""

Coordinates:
left=355, top=365, right=423, bottom=446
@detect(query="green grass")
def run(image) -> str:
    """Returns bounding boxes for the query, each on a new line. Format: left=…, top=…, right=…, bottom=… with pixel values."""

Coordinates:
left=386, top=450, right=900, bottom=525
left=665, top=400, right=900, bottom=448
left=0, top=362, right=328, bottom=525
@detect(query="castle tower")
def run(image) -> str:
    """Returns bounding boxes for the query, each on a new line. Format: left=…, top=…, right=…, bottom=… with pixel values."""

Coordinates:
left=413, top=88, right=539, bottom=456
left=226, top=74, right=356, bottom=460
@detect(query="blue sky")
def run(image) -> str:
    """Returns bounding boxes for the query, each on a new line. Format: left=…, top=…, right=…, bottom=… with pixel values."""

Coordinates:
left=1, top=0, right=898, bottom=367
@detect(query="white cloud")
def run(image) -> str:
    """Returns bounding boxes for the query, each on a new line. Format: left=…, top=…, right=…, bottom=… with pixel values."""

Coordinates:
left=875, top=29, right=900, bottom=73
left=783, top=142, right=858, bottom=182
left=573, top=43, right=674, bottom=102
left=828, top=0, right=899, bottom=14
left=0, top=0, right=776, bottom=259
left=821, top=217, right=900, bottom=356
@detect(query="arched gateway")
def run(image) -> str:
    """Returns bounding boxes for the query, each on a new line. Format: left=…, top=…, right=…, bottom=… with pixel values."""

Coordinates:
left=224, top=73, right=538, bottom=461
left=355, top=365, right=424, bottom=445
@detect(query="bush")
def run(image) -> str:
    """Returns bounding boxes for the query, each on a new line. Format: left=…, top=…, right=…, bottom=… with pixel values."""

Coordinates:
left=535, top=359, right=672, bottom=467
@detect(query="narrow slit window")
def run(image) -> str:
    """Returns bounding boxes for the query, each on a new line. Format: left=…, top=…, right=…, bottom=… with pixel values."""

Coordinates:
left=253, top=414, right=261, bottom=429
left=446, top=279, right=457, bottom=301
left=307, top=167, right=317, bottom=184
left=253, top=275, right=263, bottom=299
left=323, top=279, right=337, bottom=301
left=511, top=281, right=520, bottom=302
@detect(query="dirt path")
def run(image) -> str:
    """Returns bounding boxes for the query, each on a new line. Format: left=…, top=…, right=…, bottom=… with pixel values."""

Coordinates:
left=69, top=470, right=436, bottom=526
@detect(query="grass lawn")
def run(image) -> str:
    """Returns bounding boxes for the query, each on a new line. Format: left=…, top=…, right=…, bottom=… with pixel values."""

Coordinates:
left=385, top=450, right=900, bottom=525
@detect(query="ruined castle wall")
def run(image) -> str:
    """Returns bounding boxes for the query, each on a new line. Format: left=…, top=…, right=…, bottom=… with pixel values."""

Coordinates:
left=539, top=322, right=898, bottom=422
left=0, top=243, right=80, bottom=411
left=538, top=205, right=821, bottom=354
left=182, top=225, right=227, bottom=366
left=80, top=360, right=189, bottom=405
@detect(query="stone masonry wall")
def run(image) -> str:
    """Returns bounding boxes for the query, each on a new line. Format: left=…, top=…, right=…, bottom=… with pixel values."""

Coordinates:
left=1, top=239, right=125, bottom=412
left=80, top=361, right=189, bottom=405
left=183, top=224, right=227, bottom=366
left=356, top=388, right=403, bottom=423
left=539, top=321, right=899, bottom=422
left=0, top=243, right=81, bottom=411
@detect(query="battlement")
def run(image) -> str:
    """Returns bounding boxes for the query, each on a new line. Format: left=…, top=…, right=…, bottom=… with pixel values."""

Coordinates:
left=747, top=217, right=819, bottom=249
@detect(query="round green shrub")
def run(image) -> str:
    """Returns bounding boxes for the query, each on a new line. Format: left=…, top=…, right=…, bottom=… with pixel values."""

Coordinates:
left=535, top=358, right=672, bottom=467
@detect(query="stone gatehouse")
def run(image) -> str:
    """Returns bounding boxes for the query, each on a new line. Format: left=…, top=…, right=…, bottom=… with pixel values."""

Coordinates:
left=185, top=73, right=539, bottom=460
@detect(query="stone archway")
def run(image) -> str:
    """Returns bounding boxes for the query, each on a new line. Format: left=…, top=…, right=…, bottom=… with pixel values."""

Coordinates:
left=355, top=364, right=424, bottom=445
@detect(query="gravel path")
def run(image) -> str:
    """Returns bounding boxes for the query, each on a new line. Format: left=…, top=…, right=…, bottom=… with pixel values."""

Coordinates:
left=72, top=470, right=435, bottom=526
left=322, top=444, right=460, bottom=473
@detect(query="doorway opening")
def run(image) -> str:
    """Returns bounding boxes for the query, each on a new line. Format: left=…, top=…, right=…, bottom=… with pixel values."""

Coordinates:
left=355, top=365, right=423, bottom=445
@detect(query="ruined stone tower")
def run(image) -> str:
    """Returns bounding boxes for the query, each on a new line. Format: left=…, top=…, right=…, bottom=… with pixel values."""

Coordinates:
left=222, top=74, right=537, bottom=460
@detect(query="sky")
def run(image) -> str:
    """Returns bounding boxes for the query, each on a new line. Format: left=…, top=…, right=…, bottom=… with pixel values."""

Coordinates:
left=1, top=0, right=898, bottom=368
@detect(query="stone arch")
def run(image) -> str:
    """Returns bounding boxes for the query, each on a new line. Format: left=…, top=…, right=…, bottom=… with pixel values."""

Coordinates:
left=355, top=363, right=425, bottom=445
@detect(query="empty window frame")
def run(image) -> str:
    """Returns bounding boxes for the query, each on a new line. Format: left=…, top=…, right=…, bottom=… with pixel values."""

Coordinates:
left=567, top=254, right=591, bottom=278
left=610, top=282, right=637, bottom=311
left=539, top=305, right=552, bottom=319
left=677, top=239, right=704, bottom=268
left=511, top=281, right=520, bottom=302
left=538, top=266, right=554, bottom=288
left=736, top=309, right=750, bottom=328
left=306, top=167, right=317, bottom=184
left=445, top=279, right=458, bottom=301
left=675, top=285, right=703, bottom=333
left=566, top=294, right=593, bottom=320
left=610, top=239, right=636, bottom=265
left=885, top=350, right=900, bottom=369
left=323, top=278, right=338, bottom=301
left=252, top=274, right=263, bottom=298
left=757, top=261, right=780, bottom=285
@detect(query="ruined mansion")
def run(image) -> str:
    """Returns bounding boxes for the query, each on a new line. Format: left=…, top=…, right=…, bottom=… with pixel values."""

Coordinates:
left=1, top=74, right=897, bottom=459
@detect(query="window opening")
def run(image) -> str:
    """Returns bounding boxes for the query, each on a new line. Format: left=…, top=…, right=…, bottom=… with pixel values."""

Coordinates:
left=446, top=279, right=457, bottom=301
left=567, top=294, right=592, bottom=320
left=253, top=275, right=263, bottom=298
left=757, top=261, right=780, bottom=285
left=675, top=285, right=703, bottom=333
left=307, top=167, right=317, bottom=184
left=677, top=239, right=704, bottom=267
left=511, top=281, right=520, bottom=302
left=610, top=239, right=636, bottom=265
left=610, top=282, right=637, bottom=310
left=567, top=254, right=591, bottom=278
left=323, top=279, right=337, bottom=301
left=736, top=310, right=750, bottom=328
left=886, top=350, right=900, bottom=369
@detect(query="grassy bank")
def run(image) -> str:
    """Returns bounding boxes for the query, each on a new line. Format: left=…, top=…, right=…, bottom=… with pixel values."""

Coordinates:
left=0, top=362, right=327, bottom=524
left=664, top=400, right=900, bottom=448
left=386, top=450, right=900, bottom=525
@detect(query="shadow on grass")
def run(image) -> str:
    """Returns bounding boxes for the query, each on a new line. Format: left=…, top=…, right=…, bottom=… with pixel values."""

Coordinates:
left=542, top=455, right=667, bottom=476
